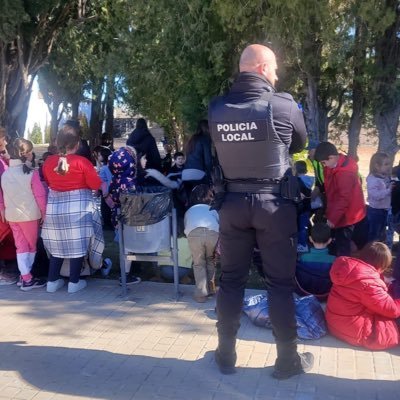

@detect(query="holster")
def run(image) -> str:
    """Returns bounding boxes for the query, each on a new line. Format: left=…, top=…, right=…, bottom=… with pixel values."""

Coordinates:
left=280, top=175, right=301, bottom=203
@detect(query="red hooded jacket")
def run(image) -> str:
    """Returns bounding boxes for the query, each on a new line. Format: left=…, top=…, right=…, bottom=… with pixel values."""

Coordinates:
left=326, top=256, right=400, bottom=350
left=324, top=154, right=366, bottom=228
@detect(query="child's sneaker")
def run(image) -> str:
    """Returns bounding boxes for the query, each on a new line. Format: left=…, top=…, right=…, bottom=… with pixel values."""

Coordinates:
left=100, top=258, right=112, bottom=277
left=68, top=279, right=87, bottom=294
left=47, top=279, right=65, bottom=293
left=0, top=272, right=18, bottom=286
left=20, top=278, right=47, bottom=291
left=16, top=276, right=23, bottom=287
left=119, top=275, right=141, bottom=286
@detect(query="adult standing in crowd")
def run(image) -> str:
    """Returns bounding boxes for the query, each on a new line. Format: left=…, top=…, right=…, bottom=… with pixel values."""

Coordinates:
left=64, top=119, right=92, bottom=161
left=126, top=118, right=161, bottom=171
left=182, top=119, right=213, bottom=200
left=208, top=44, right=313, bottom=379
left=41, top=126, right=102, bottom=294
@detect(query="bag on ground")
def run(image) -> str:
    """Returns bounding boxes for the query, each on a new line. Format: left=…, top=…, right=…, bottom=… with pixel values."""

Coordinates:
left=243, top=293, right=327, bottom=340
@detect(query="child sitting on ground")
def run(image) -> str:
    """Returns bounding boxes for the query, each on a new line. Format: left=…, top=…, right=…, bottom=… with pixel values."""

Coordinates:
left=184, top=184, right=219, bottom=303
left=296, top=223, right=336, bottom=299
left=326, top=241, right=400, bottom=350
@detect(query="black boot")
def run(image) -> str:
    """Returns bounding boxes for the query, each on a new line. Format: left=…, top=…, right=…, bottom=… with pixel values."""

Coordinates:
left=272, top=341, right=314, bottom=380
left=215, top=336, right=237, bottom=375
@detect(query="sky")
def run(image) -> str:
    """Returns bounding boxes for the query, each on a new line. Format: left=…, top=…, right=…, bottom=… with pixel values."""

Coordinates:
left=25, top=79, right=50, bottom=138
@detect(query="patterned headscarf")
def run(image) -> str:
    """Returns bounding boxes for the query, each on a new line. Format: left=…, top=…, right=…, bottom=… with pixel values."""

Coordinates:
left=108, top=146, right=137, bottom=205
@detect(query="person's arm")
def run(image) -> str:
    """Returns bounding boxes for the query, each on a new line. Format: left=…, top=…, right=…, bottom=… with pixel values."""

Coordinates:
left=288, top=102, right=307, bottom=154
left=0, top=184, right=5, bottom=223
left=367, top=177, right=392, bottom=202
left=31, top=170, right=47, bottom=219
left=327, top=171, right=358, bottom=227
left=360, top=281, right=400, bottom=319
left=272, top=94, right=307, bottom=154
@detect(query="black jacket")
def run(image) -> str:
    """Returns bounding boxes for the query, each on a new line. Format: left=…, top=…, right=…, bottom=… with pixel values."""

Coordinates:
left=209, top=73, right=307, bottom=190
left=183, top=134, right=213, bottom=179
left=126, top=127, right=161, bottom=171
left=218, top=72, right=306, bottom=155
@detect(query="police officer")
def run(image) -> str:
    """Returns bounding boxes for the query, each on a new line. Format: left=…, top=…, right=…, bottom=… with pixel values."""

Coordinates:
left=208, top=44, right=314, bottom=379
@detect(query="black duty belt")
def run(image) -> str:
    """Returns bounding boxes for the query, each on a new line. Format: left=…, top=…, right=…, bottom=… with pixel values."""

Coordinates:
left=226, top=181, right=281, bottom=194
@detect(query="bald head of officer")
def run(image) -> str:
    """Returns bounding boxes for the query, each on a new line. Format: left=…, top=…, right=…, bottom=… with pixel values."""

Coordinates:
left=239, top=44, right=278, bottom=86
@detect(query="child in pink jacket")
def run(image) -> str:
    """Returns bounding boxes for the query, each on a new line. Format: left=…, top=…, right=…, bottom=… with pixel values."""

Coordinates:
left=0, top=139, right=47, bottom=291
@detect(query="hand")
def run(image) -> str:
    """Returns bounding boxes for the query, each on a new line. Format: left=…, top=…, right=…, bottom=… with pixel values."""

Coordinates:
left=327, top=220, right=334, bottom=228
left=140, top=155, right=147, bottom=169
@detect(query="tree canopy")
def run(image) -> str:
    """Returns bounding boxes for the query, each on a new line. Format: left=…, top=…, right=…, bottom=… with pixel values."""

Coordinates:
left=0, top=0, right=398, bottom=156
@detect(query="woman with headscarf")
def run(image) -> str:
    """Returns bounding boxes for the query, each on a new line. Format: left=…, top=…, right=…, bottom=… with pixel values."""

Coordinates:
left=106, top=145, right=142, bottom=285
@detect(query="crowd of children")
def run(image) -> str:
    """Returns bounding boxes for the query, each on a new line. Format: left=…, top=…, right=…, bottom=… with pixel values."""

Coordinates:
left=0, top=120, right=399, bottom=349
left=294, top=141, right=400, bottom=350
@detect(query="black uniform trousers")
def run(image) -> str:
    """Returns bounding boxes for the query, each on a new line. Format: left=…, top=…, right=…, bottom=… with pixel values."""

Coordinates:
left=216, top=192, right=298, bottom=344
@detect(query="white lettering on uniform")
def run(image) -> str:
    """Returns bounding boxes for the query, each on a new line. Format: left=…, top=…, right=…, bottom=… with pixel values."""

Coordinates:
left=221, top=132, right=255, bottom=142
left=217, top=121, right=258, bottom=132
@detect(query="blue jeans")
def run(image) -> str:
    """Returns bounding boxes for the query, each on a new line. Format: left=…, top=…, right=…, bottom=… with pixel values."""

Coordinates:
left=367, top=206, right=388, bottom=242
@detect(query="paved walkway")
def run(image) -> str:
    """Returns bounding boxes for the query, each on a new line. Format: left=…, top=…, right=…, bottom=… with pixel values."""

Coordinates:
left=0, top=280, right=398, bottom=400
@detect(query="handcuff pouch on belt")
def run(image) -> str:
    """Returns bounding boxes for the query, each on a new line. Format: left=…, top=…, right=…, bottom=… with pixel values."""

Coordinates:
left=279, top=175, right=302, bottom=203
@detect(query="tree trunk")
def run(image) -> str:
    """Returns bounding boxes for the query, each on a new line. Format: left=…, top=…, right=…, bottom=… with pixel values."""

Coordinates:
left=347, top=16, right=367, bottom=159
left=4, top=62, right=36, bottom=138
left=374, top=1, right=400, bottom=159
left=303, top=73, right=320, bottom=141
left=89, top=79, right=104, bottom=149
left=0, top=3, right=76, bottom=137
left=318, top=108, right=329, bottom=143
left=50, top=99, right=62, bottom=144
left=105, top=76, right=114, bottom=135
left=375, top=106, right=400, bottom=159
left=71, top=99, right=80, bottom=120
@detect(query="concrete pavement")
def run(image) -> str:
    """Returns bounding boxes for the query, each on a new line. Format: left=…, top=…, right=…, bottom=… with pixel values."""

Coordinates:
left=0, top=279, right=398, bottom=400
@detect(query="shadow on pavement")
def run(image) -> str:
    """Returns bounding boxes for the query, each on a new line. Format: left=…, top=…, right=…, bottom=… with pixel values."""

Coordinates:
left=0, top=342, right=398, bottom=400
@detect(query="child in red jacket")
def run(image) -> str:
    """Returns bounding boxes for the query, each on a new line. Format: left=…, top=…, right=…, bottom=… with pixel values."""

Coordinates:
left=314, top=142, right=366, bottom=256
left=326, top=241, right=400, bottom=350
